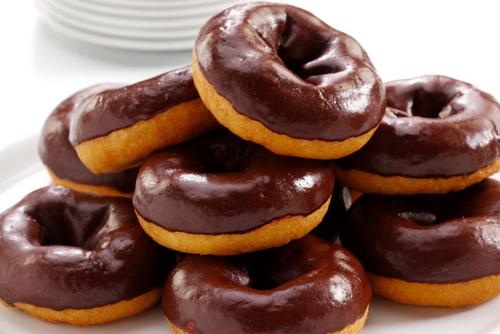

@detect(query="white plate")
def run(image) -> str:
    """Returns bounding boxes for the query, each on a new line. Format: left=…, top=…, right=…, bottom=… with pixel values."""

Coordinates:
left=86, top=0, right=227, bottom=10
left=0, top=136, right=499, bottom=334
left=52, top=0, right=237, bottom=19
left=41, top=0, right=210, bottom=30
left=38, top=0, right=200, bottom=40
left=36, top=4, right=196, bottom=51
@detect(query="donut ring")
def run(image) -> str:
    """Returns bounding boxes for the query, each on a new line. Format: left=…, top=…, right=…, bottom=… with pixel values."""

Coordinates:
left=340, top=179, right=500, bottom=307
left=192, top=2, right=385, bottom=160
left=335, top=75, right=500, bottom=194
left=133, top=131, right=334, bottom=255
left=39, top=84, right=138, bottom=198
left=162, top=235, right=371, bottom=334
left=69, top=66, right=217, bottom=174
left=0, top=186, right=171, bottom=325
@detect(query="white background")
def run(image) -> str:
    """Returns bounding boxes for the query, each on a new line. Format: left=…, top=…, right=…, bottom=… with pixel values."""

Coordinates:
left=0, top=0, right=498, bottom=152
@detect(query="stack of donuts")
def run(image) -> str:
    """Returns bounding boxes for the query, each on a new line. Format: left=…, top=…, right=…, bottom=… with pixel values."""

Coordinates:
left=0, top=2, right=498, bottom=333
left=336, top=76, right=500, bottom=308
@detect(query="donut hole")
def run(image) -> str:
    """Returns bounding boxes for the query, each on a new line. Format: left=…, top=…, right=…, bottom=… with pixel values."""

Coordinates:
left=276, top=14, right=345, bottom=82
left=31, top=204, right=109, bottom=249
left=407, top=89, right=455, bottom=118
left=248, top=275, right=287, bottom=290
left=278, top=43, right=344, bottom=81
left=199, top=138, right=250, bottom=173
left=399, top=211, right=438, bottom=226
left=241, top=239, right=323, bottom=290
left=245, top=262, right=304, bottom=290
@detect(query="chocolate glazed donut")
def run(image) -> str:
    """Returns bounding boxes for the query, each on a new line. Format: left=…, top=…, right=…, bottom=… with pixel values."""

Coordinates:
left=340, top=178, right=500, bottom=307
left=192, top=2, right=385, bottom=160
left=163, top=235, right=371, bottom=334
left=133, top=131, right=335, bottom=255
left=336, top=75, right=500, bottom=194
left=39, top=84, right=139, bottom=198
left=70, top=66, right=217, bottom=174
left=0, top=186, right=172, bottom=325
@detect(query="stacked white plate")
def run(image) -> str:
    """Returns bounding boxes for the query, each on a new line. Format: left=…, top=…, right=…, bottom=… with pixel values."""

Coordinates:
left=35, top=0, right=243, bottom=51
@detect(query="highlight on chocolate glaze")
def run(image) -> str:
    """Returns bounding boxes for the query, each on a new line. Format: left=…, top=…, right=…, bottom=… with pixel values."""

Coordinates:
left=0, top=0, right=498, bottom=333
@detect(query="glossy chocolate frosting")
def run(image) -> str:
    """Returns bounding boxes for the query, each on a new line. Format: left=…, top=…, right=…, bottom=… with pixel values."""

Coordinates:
left=69, top=66, right=200, bottom=144
left=133, top=131, right=334, bottom=234
left=163, top=235, right=371, bottom=334
left=194, top=2, right=385, bottom=141
left=340, top=178, right=500, bottom=284
left=337, top=75, right=500, bottom=177
left=39, top=85, right=138, bottom=192
left=0, top=186, right=171, bottom=310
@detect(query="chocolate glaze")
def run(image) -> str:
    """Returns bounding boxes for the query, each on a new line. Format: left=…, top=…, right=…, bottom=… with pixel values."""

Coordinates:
left=0, top=186, right=172, bottom=310
left=163, top=235, right=371, bottom=334
left=39, top=85, right=139, bottom=193
left=337, top=75, right=500, bottom=177
left=195, top=2, right=385, bottom=141
left=340, top=178, right=500, bottom=284
left=69, top=66, right=199, bottom=144
left=133, top=131, right=334, bottom=234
